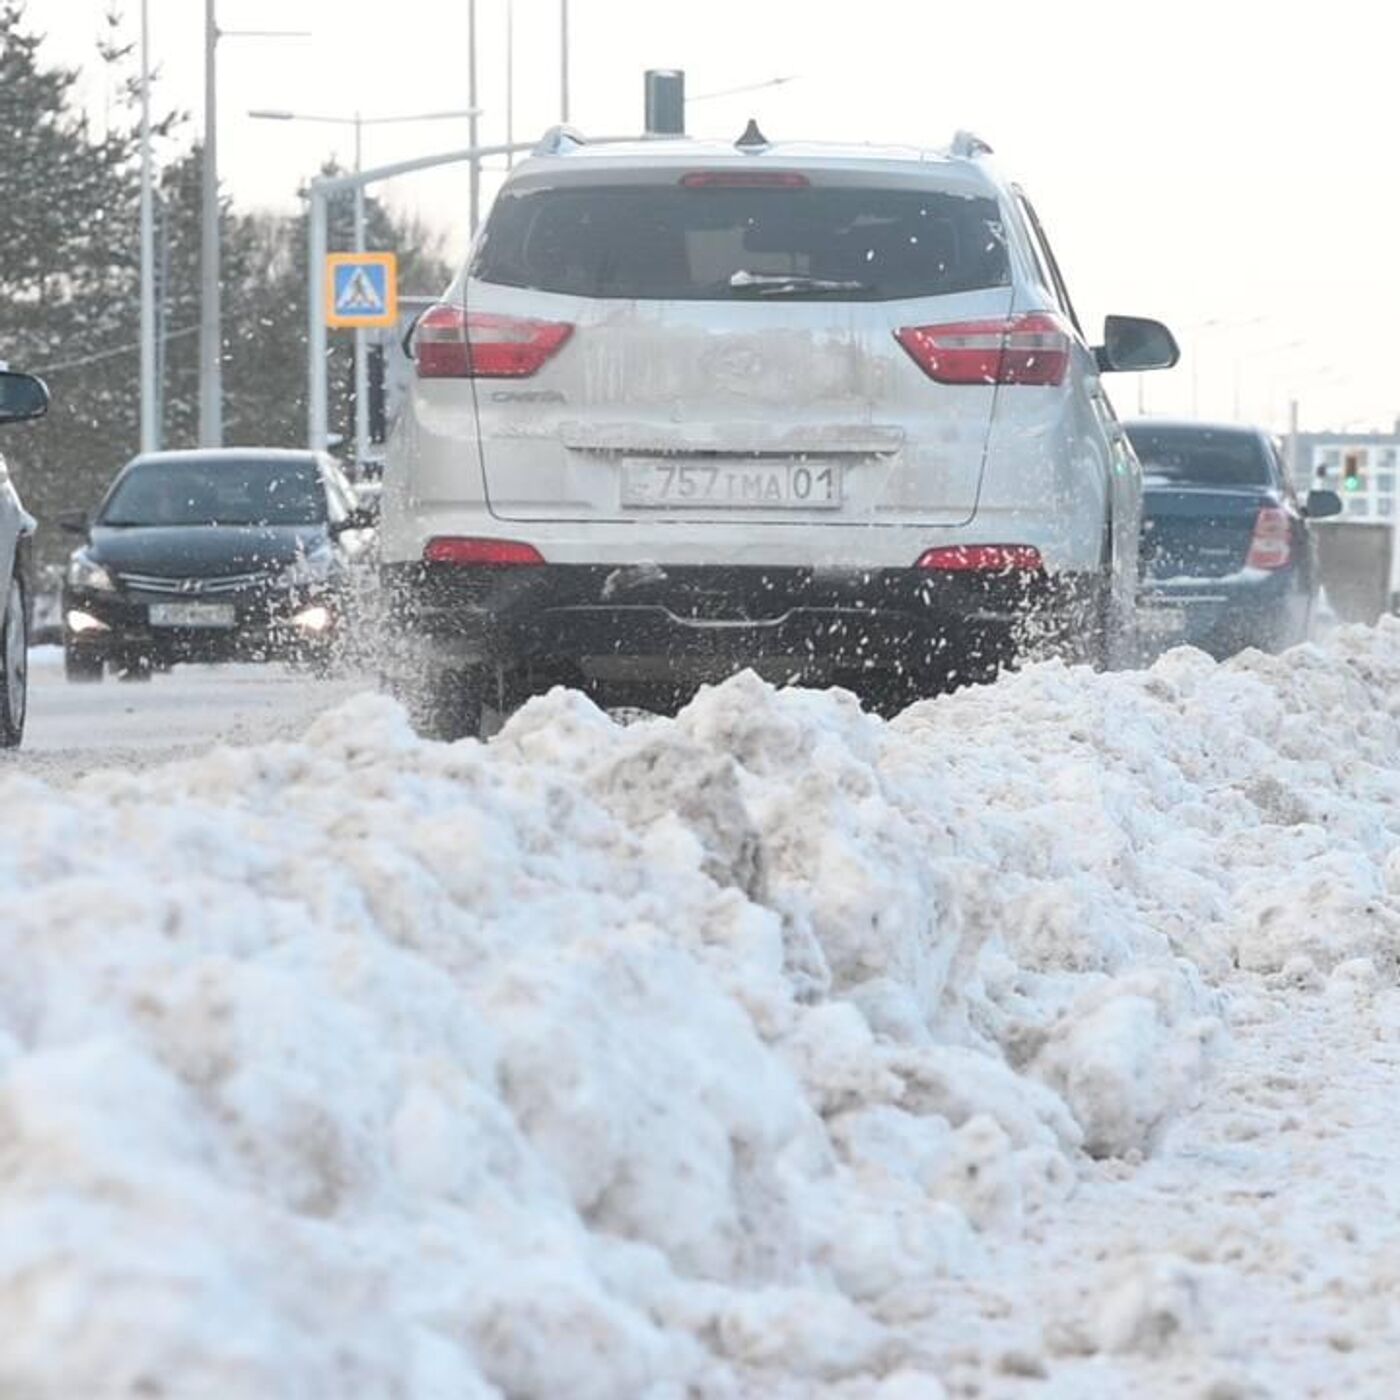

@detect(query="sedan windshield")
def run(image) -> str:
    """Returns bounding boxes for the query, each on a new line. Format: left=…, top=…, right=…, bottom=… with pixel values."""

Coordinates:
left=1126, top=426, right=1272, bottom=487
left=100, top=458, right=327, bottom=527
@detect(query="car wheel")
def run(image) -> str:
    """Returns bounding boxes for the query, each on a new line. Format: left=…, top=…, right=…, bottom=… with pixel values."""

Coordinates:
left=64, top=646, right=105, bottom=683
left=398, top=666, right=486, bottom=741
left=0, top=572, right=28, bottom=748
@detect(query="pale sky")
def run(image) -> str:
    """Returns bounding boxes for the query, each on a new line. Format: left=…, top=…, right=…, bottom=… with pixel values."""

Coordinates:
left=31, top=0, right=1400, bottom=432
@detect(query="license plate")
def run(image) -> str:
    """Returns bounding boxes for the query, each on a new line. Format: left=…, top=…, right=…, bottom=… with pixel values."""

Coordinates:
left=149, top=602, right=236, bottom=628
left=621, top=459, right=842, bottom=510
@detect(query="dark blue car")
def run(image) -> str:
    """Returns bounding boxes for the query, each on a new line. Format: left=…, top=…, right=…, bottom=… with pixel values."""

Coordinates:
left=1124, top=421, right=1343, bottom=658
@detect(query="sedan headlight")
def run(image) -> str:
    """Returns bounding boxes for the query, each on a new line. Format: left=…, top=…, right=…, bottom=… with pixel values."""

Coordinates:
left=67, top=549, right=116, bottom=592
left=278, top=540, right=336, bottom=589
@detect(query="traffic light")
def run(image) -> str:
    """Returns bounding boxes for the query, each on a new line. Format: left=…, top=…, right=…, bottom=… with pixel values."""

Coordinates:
left=1343, top=450, right=1365, bottom=494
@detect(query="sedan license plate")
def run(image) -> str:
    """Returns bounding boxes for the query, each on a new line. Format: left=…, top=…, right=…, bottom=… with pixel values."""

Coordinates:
left=621, top=459, right=842, bottom=510
left=148, top=602, right=236, bottom=628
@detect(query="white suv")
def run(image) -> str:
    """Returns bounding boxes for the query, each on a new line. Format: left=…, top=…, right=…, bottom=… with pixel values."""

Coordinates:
left=381, top=126, right=1178, bottom=736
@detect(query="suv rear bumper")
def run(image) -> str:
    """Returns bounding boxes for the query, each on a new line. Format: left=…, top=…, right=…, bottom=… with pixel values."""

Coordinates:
left=383, top=562, right=1098, bottom=692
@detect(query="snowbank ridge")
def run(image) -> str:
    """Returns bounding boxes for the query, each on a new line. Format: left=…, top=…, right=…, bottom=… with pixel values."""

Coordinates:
left=4, top=623, right=1399, bottom=1397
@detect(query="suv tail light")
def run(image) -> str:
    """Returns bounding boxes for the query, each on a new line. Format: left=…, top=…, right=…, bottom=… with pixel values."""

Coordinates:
left=1246, top=507, right=1293, bottom=570
left=423, top=537, right=545, bottom=566
left=916, top=545, right=1044, bottom=573
left=895, top=313, right=1072, bottom=386
left=414, top=305, right=574, bottom=379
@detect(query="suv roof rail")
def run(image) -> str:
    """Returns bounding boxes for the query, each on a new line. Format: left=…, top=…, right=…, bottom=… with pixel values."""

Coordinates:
left=533, top=124, right=589, bottom=157
left=950, top=129, right=994, bottom=159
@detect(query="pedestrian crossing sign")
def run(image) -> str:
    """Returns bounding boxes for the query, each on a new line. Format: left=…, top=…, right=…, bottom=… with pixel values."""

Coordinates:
left=326, top=252, right=398, bottom=328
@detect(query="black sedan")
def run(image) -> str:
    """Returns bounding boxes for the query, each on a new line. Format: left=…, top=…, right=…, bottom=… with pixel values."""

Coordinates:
left=61, top=449, right=374, bottom=681
left=1124, top=421, right=1342, bottom=658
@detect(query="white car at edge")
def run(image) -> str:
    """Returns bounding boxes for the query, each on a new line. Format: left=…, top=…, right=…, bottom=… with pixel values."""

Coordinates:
left=0, top=368, right=49, bottom=748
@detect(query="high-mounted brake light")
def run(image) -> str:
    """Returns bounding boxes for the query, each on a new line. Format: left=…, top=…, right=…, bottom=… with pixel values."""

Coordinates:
left=679, top=170, right=810, bottom=188
left=414, top=305, right=574, bottom=379
left=895, top=313, right=1072, bottom=387
left=1245, top=507, right=1293, bottom=570
left=915, top=545, right=1045, bottom=573
left=423, top=537, right=546, bottom=566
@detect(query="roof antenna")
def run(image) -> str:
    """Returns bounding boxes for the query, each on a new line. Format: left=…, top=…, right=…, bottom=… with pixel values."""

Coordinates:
left=735, top=118, right=769, bottom=152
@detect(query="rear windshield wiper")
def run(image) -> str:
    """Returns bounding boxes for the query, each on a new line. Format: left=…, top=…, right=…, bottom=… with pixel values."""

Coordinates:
left=727, top=270, right=873, bottom=297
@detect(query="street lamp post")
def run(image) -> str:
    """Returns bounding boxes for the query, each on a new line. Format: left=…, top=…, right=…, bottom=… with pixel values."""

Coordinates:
left=561, top=0, right=570, bottom=123
left=139, top=0, right=156, bottom=453
left=469, top=0, right=480, bottom=234
left=200, top=0, right=219, bottom=448
left=506, top=0, right=515, bottom=170
left=200, top=7, right=309, bottom=450
left=353, top=116, right=368, bottom=472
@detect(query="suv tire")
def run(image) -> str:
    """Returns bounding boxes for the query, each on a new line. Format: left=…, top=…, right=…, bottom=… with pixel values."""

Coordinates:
left=401, top=666, right=486, bottom=742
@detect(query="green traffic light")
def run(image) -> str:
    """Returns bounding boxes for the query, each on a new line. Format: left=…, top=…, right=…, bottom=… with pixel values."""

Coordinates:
left=1344, top=475, right=1362, bottom=493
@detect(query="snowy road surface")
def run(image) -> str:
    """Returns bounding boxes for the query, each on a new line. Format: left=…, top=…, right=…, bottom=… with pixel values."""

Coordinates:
left=14, top=650, right=363, bottom=782
left=2, top=628, right=1400, bottom=1396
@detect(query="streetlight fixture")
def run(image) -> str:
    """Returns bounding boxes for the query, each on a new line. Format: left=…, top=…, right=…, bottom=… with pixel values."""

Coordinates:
left=249, top=106, right=480, bottom=467
left=201, top=3, right=310, bottom=450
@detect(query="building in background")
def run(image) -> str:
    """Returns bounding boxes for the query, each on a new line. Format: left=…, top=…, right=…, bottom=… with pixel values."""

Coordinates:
left=1290, top=429, right=1400, bottom=523
left=1288, top=428, right=1400, bottom=615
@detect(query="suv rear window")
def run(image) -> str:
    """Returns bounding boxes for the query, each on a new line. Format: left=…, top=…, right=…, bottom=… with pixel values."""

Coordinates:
left=472, top=183, right=1009, bottom=302
left=1125, top=427, right=1272, bottom=488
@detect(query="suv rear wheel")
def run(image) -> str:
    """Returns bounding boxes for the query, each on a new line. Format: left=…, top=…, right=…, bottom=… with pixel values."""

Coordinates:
left=399, top=666, right=486, bottom=742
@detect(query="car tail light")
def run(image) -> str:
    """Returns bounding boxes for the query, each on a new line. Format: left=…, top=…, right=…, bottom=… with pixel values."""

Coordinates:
left=423, top=537, right=545, bottom=566
left=895, top=313, right=1072, bottom=386
left=915, top=544, right=1045, bottom=574
left=1246, top=507, right=1293, bottom=570
left=414, top=305, right=573, bottom=379
left=679, top=171, right=810, bottom=188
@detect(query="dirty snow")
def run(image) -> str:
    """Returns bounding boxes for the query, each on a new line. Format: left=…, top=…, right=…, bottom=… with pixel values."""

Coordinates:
left=4, top=624, right=1400, bottom=1395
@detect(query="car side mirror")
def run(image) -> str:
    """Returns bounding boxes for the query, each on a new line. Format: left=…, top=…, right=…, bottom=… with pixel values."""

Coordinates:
left=57, top=509, right=89, bottom=536
left=1095, top=316, right=1180, bottom=373
left=1305, top=488, right=1344, bottom=519
left=0, top=370, right=50, bottom=425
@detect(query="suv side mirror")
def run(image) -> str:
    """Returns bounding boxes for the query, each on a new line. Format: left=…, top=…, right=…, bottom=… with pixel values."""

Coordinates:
left=1095, top=316, right=1180, bottom=373
left=0, top=370, right=49, bottom=425
left=1305, top=488, right=1344, bottom=519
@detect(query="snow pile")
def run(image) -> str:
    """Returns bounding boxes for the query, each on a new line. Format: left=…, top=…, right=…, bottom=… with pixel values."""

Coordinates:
left=5, top=622, right=1400, bottom=1395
